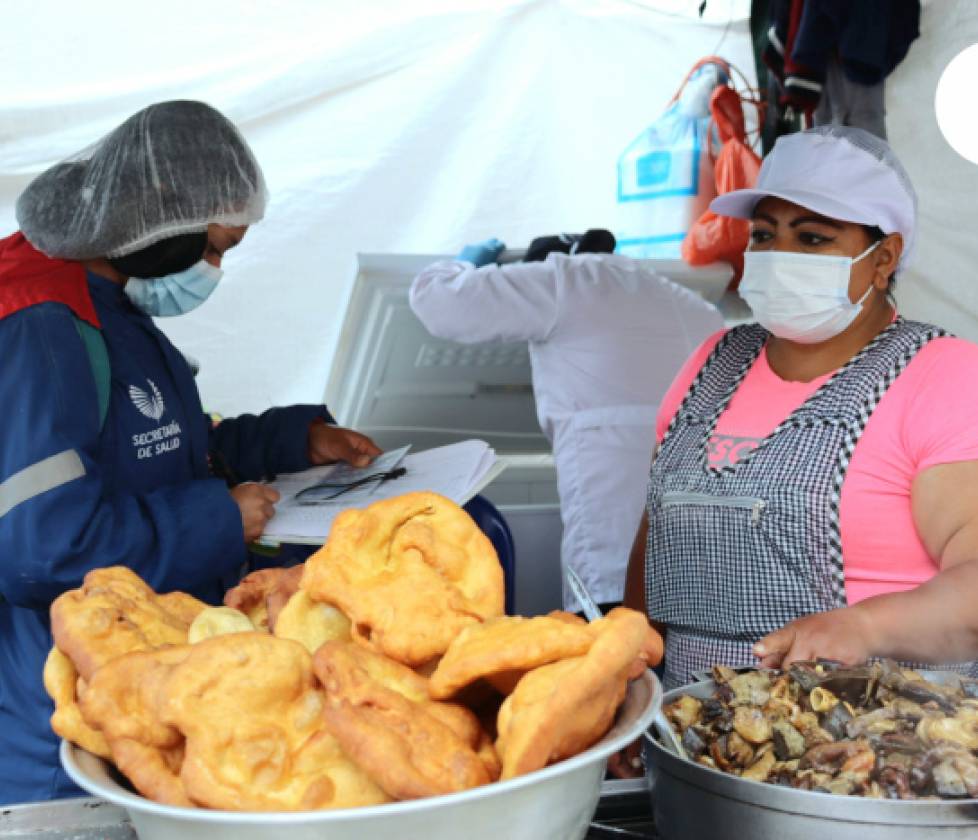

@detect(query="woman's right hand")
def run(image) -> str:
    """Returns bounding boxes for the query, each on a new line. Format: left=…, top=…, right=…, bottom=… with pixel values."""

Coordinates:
left=230, top=482, right=281, bottom=543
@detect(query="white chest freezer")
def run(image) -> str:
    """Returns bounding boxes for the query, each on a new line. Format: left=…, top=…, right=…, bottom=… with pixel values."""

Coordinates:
left=324, top=252, right=734, bottom=616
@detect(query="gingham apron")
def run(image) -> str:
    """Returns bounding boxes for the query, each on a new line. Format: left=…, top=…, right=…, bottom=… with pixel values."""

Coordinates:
left=645, top=318, right=977, bottom=689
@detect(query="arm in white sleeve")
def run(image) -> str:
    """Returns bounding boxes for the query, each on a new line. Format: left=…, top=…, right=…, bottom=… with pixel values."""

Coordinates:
left=409, top=259, right=560, bottom=344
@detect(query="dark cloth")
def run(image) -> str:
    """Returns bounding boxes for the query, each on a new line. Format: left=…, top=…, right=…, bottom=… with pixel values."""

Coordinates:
left=762, top=0, right=919, bottom=113
left=574, top=601, right=622, bottom=621
left=751, top=0, right=804, bottom=155
left=793, top=0, right=920, bottom=86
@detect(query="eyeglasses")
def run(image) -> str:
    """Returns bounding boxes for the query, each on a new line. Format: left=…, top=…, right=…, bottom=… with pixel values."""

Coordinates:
left=294, top=467, right=407, bottom=504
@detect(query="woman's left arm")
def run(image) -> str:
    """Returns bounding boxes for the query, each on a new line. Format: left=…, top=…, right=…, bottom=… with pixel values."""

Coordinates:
left=209, top=405, right=333, bottom=482
left=755, top=459, right=978, bottom=667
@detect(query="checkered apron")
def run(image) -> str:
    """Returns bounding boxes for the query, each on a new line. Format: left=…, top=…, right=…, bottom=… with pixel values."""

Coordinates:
left=646, top=318, right=977, bottom=689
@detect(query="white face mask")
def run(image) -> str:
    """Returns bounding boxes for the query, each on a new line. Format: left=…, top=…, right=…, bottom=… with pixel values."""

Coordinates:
left=738, top=242, right=880, bottom=344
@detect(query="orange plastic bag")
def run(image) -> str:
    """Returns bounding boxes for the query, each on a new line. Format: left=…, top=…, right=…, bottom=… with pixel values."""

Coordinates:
left=682, top=79, right=763, bottom=285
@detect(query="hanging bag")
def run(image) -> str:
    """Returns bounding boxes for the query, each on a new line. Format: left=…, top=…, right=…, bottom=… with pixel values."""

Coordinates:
left=614, top=57, right=730, bottom=260
left=681, top=69, right=764, bottom=284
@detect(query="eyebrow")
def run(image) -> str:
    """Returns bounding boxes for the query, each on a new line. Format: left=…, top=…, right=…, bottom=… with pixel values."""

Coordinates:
left=750, top=211, right=844, bottom=229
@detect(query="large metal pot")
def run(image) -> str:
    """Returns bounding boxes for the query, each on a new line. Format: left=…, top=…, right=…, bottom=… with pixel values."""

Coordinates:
left=644, top=676, right=978, bottom=840
left=62, top=670, right=661, bottom=840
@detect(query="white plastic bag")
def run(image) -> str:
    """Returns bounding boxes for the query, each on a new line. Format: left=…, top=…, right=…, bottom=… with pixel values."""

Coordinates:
left=615, top=60, right=726, bottom=259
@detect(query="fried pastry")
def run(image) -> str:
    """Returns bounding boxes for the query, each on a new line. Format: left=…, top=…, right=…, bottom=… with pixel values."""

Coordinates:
left=79, top=646, right=193, bottom=806
left=157, top=591, right=209, bottom=626
left=313, top=640, right=493, bottom=798
left=272, top=590, right=351, bottom=654
left=43, top=646, right=111, bottom=759
left=187, top=606, right=255, bottom=643
left=50, top=567, right=206, bottom=680
left=160, top=633, right=389, bottom=811
left=223, top=564, right=304, bottom=632
left=53, top=496, right=654, bottom=812
left=495, top=608, right=657, bottom=780
left=265, top=564, right=304, bottom=629
left=302, top=492, right=504, bottom=665
left=223, top=567, right=284, bottom=630
left=428, top=611, right=597, bottom=699
left=316, top=641, right=487, bottom=755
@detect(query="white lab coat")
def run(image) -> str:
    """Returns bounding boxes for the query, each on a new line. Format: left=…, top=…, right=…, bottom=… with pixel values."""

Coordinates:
left=409, top=253, right=724, bottom=608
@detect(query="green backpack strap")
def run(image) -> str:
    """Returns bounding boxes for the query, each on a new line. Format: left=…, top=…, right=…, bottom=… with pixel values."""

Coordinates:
left=72, top=317, right=110, bottom=432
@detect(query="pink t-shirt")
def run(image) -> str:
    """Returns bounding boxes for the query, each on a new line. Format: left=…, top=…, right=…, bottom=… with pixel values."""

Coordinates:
left=655, top=327, right=978, bottom=604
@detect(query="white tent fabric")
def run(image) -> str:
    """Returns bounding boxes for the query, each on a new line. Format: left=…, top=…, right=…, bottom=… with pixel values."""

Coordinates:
left=0, top=0, right=754, bottom=417
left=1, top=0, right=975, bottom=419
left=887, top=2, right=978, bottom=339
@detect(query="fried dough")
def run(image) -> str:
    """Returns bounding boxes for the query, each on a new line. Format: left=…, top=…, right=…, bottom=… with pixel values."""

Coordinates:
left=272, top=590, right=351, bottom=654
left=51, top=498, right=655, bottom=811
left=316, top=641, right=486, bottom=754
left=428, top=611, right=597, bottom=699
left=160, top=633, right=389, bottom=811
left=187, top=606, right=255, bottom=643
left=223, top=564, right=304, bottom=632
left=43, top=646, right=111, bottom=759
left=79, top=646, right=193, bottom=806
left=495, top=608, right=658, bottom=780
left=302, top=492, right=504, bottom=665
left=157, top=591, right=209, bottom=626
left=313, top=641, right=493, bottom=798
left=50, top=567, right=206, bottom=680
left=265, top=564, right=304, bottom=629
left=223, top=567, right=283, bottom=630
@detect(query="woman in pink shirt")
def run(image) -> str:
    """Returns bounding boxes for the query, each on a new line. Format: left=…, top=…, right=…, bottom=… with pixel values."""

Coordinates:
left=622, top=126, right=978, bottom=690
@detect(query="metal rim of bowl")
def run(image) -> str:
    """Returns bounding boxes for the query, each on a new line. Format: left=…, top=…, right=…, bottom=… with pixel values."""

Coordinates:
left=62, top=669, right=663, bottom=824
left=645, top=676, right=978, bottom=825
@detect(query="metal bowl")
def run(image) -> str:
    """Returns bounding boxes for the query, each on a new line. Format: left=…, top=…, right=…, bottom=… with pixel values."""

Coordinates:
left=645, top=676, right=978, bottom=840
left=62, top=670, right=661, bottom=840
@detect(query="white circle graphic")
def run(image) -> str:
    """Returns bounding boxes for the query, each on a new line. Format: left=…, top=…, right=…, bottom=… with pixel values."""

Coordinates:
left=935, top=44, right=978, bottom=165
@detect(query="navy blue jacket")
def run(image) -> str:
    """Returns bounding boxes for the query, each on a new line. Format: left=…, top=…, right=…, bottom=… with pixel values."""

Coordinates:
left=0, top=271, right=329, bottom=804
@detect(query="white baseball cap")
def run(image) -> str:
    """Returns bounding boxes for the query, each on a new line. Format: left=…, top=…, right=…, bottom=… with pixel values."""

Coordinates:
left=710, top=126, right=918, bottom=270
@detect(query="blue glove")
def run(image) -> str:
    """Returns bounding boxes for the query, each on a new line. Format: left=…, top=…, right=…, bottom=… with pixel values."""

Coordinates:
left=456, top=238, right=505, bottom=267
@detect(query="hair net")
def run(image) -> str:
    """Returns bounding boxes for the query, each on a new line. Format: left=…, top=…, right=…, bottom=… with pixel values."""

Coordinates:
left=16, top=100, right=267, bottom=260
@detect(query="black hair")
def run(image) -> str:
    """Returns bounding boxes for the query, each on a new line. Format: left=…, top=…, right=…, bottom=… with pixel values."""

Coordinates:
left=523, top=229, right=617, bottom=262
left=108, top=231, right=208, bottom=279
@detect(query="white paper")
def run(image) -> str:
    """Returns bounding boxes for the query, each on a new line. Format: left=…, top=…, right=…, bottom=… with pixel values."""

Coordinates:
left=259, top=440, right=502, bottom=545
left=282, top=444, right=410, bottom=506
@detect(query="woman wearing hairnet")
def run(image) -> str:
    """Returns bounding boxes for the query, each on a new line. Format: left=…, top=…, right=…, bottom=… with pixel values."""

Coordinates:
left=0, top=100, right=380, bottom=803
left=622, top=126, right=978, bottom=697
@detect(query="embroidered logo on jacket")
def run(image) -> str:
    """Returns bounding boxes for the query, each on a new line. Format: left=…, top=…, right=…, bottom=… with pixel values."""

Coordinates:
left=129, top=380, right=166, bottom=421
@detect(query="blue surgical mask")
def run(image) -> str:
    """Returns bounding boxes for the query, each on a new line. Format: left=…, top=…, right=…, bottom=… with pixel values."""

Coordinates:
left=124, top=260, right=223, bottom=317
